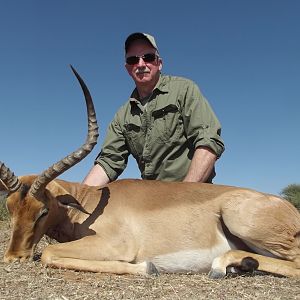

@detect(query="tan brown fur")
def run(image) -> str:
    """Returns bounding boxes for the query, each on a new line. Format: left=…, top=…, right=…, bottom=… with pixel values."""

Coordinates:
left=2, top=177, right=300, bottom=277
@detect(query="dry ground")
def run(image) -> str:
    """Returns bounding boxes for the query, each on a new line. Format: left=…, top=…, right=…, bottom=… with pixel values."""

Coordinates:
left=1, top=221, right=299, bottom=300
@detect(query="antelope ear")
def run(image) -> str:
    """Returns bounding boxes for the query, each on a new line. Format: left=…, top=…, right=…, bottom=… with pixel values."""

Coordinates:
left=46, top=181, right=91, bottom=215
left=46, top=180, right=70, bottom=197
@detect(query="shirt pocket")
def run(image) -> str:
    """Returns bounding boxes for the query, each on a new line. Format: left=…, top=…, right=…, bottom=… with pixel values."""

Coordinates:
left=151, top=104, right=183, bottom=144
left=123, top=123, right=144, bottom=158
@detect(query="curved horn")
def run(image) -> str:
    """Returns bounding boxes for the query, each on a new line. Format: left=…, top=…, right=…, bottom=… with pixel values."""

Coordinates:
left=29, top=66, right=99, bottom=199
left=0, top=162, right=22, bottom=192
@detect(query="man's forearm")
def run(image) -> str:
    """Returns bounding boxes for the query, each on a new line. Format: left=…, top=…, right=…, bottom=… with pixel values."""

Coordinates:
left=82, top=164, right=110, bottom=186
left=183, top=147, right=217, bottom=183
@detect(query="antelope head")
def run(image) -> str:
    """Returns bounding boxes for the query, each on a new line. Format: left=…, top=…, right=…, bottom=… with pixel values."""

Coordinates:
left=1, top=66, right=98, bottom=262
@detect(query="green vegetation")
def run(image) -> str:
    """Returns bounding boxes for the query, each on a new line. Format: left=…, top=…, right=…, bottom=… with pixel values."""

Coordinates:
left=0, top=192, right=9, bottom=221
left=280, top=184, right=300, bottom=211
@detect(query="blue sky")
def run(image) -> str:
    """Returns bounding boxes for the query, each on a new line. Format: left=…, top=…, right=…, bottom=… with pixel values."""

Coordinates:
left=0, top=1, right=299, bottom=195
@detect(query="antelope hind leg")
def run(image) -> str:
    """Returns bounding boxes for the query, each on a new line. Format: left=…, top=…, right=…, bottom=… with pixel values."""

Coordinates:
left=209, top=250, right=300, bottom=279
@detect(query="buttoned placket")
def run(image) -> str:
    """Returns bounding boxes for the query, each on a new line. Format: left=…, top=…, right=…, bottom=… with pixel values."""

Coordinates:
left=140, top=99, right=155, bottom=176
left=129, top=78, right=169, bottom=178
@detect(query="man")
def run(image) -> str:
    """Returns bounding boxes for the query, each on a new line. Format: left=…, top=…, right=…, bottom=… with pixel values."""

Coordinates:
left=83, top=32, right=225, bottom=186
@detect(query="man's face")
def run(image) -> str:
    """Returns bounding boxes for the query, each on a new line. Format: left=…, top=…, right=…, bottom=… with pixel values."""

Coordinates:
left=125, top=40, right=162, bottom=87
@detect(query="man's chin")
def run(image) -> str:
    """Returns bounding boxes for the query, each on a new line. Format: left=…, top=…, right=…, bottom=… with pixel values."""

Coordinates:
left=135, top=75, right=151, bottom=83
left=136, top=73, right=149, bottom=78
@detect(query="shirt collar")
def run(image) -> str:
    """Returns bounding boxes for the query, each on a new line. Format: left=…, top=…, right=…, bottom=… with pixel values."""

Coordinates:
left=129, top=74, right=169, bottom=104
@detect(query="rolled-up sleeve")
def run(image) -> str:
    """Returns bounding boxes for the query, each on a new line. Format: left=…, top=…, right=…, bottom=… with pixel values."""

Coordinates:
left=94, top=115, right=129, bottom=181
left=181, top=81, right=225, bottom=158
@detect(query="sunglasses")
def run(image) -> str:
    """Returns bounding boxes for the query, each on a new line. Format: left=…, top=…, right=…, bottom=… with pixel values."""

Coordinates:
left=126, top=53, right=158, bottom=65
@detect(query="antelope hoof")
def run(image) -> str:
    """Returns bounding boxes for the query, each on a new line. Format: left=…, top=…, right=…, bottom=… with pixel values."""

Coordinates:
left=208, top=268, right=226, bottom=279
left=146, top=261, right=160, bottom=276
left=240, top=256, right=259, bottom=272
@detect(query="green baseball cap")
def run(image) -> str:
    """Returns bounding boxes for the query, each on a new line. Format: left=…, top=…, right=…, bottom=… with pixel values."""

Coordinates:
left=125, top=32, right=158, bottom=53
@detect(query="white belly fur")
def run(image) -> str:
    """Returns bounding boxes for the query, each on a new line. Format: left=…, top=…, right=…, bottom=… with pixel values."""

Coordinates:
left=151, top=232, right=232, bottom=274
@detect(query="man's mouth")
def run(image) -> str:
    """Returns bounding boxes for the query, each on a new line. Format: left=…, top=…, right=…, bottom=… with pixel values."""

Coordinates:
left=135, top=69, right=150, bottom=75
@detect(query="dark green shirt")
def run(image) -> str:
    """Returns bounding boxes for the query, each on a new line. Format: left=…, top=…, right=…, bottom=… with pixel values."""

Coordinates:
left=95, top=75, right=225, bottom=181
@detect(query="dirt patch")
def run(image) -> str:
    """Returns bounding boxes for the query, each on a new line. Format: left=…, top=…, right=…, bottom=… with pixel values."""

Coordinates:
left=1, top=221, right=299, bottom=300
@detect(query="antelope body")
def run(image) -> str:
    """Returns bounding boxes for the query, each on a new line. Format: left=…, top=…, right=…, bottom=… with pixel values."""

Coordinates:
left=1, top=67, right=300, bottom=278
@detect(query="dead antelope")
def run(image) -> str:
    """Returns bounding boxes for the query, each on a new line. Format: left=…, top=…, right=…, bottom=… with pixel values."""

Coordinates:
left=1, top=67, right=300, bottom=278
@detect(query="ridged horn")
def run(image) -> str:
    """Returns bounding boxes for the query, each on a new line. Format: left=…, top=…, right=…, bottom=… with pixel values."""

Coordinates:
left=29, top=65, right=99, bottom=199
left=0, top=162, right=22, bottom=192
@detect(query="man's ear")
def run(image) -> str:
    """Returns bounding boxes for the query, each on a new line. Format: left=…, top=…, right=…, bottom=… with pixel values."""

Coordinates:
left=158, top=58, right=163, bottom=71
left=125, top=62, right=131, bottom=74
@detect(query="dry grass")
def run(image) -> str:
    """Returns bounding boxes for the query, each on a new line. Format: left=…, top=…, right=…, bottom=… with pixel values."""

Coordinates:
left=0, top=194, right=9, bottom=221
left=1, top=221, right=300, bottom=300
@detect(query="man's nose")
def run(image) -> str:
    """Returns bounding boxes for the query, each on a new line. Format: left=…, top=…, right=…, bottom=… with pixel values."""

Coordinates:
left=137, top=57, right=146, bottom=66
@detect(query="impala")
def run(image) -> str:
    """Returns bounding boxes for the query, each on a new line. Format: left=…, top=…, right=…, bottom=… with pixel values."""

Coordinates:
left=1, top=67, right=300, bottom=278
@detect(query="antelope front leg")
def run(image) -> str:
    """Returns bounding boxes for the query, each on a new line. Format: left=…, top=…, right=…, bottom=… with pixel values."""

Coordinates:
left=41, top=236, right=158, bottom=275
